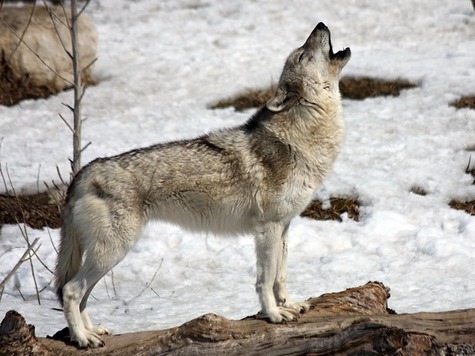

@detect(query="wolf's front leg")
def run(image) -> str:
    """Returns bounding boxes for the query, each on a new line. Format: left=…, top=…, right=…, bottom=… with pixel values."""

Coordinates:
left=255, top=222, right=301, bottom=323
left=273, top=224, right=310, bottom=315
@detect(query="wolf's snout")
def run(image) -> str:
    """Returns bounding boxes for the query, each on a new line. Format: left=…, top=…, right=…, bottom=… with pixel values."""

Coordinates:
left=316, top=22, right=328, bottom=31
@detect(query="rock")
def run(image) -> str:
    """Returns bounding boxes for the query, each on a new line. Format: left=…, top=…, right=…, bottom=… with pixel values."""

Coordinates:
left=0, top=5, right=97, bottom=105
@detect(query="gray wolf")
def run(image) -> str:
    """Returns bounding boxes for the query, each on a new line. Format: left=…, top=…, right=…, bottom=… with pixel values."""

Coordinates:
left=55, top=22, right=350, bottom=348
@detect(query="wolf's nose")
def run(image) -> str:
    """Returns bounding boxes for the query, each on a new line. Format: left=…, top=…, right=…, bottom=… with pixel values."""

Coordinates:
left=316, top=22, right=327, bottom=30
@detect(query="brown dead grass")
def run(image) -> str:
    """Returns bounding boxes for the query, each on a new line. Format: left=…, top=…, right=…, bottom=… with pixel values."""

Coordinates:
left=450, top=95, right=475, bottom=110
left=0, top=192, right=61, bottom=229
left=0, top=61, right=96, bottom=107
left=339, top=76, right=416, bottom=100
left=301, top=197, right=360, bottom=222
left=449, top=200, right=475, bottom=216
left=410, top=186, right=428, bottom=196
left=209, top=76, right=418, bottom=111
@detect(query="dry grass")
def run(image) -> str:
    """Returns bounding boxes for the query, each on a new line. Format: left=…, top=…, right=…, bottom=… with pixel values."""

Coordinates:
left=301, top=197, right=360, bottom=222
left=208, top=76, right=418, bottom=111
left=0, top=61, right=96, bottom=107
left=339, top=76, right=416, bottom=100
left=450, top=95, right=475, bottom=110
left=410, top=186, right=428, bottom=196
left=449, top=200, right=475, bottom=216
left=0, top=192, right=61, bottom=229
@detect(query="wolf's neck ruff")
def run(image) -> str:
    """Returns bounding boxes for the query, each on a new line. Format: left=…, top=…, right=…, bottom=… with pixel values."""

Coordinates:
left=54, top=22, right=350, bottom=348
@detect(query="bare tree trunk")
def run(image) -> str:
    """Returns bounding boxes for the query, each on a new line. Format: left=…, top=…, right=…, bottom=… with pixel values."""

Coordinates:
left=70, top=0, right=83, bottom=176
left=1, top=282, right=474, bottom=355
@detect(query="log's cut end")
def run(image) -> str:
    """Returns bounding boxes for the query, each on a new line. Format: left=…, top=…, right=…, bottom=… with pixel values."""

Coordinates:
left=307, top=281, right=392, bottom=316
left=0, top=310, right=49, bottom=354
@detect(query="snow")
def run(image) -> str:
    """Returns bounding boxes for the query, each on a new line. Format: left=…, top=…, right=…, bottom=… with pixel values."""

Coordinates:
left=1, top=0, right=475, bottom=338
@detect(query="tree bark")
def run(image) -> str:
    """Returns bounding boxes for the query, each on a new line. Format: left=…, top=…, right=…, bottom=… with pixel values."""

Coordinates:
left=1, top=282, right=474, bottom=355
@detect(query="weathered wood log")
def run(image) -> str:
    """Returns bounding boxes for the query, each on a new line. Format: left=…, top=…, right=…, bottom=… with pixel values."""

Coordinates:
left=1, top=282, right=474, bottom=355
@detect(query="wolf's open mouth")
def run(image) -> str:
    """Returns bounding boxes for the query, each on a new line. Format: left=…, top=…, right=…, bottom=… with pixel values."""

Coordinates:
left=311, top=22, right=351, bottom=62
left=331, top=47, right=351, bottom=61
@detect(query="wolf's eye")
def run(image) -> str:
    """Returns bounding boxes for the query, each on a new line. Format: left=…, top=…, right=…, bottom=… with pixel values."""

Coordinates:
left=298, top=52, right=305, bottom=62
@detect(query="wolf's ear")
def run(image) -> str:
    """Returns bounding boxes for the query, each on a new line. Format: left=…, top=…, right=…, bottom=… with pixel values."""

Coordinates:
left=266, top=88, right=298, bottom=112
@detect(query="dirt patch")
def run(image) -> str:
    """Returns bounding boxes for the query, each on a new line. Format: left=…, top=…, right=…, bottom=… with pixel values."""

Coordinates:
left=450, top=95, right=475, bottom=110
left=0, top=192, right=359, bottom=230
left=208, top=76, right=417, bottom=111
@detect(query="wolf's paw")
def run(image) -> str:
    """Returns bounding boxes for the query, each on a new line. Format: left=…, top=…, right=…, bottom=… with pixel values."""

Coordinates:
left=71, top=330, right=105, bottom=349
left=88, top=325, right=111, bottom=336
left=282, top=300, right=311, bottom=314
left=266, top=306, right=301, bottom=323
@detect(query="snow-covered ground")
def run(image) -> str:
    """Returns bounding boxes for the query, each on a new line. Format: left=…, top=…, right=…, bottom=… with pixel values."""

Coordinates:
left=1, top=0, right=475, bottom=338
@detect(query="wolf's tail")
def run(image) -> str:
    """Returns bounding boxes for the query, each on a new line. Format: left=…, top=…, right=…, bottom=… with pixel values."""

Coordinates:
left=54, top=203, right=83, bottom=306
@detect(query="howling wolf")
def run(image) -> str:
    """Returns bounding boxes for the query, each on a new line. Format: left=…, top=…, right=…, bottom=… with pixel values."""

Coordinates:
left=55, top=22, right=351, bottom=348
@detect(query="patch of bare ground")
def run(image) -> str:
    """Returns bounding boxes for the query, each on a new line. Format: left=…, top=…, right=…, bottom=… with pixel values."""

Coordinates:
left=0, top=192, right=359, bottom=229
left=208, top=76, right=417, bottom=110
left=450, top=95, right=475, bottom=110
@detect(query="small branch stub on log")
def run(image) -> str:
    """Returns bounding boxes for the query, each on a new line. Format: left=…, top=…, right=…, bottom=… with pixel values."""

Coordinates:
left=1, top=282, right=474, bottom=355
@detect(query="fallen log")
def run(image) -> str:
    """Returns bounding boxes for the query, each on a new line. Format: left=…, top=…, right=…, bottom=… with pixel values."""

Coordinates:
left=1, top=282, right=474, bottom=355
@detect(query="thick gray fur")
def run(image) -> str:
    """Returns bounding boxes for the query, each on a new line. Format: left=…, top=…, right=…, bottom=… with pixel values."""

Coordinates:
left=55, top=22, right=350, bottom=348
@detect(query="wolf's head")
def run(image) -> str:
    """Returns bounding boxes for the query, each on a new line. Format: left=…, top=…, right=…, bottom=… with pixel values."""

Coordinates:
left=267, top=22, right=351, bottom=112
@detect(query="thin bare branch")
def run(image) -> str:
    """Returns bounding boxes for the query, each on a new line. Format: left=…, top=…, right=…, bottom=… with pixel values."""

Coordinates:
left=56, top=165, right=67, bottom=187
left=465, top=156, right=472, bottom=174
left=0, top=163, right=12, bottom=195
left=59, top=113, right=74, bottom=133
left=77, top=0, right=92, bottom=18
left=125, top=259, right=164, bottom=304
left=82, top=57, right=98, bottom=74
left=0, top=237, right=40, bottom=291
left=0, top=14, right=74, bottom=86
left=29, top=243, right=55, bottom=275
left=47, top=227, right=59, bottom=255
left=0, top=163, right=17, bottom=197
left=36, top=164, right=42, bottom=194
left=40, top=0, right=69, bottom=28
left=5, top=2, right=36, bottom=65
left=111, top=270, right=118, bottom=298
left=81, top=141, right=92, bottom=153
left=46, top=5, right=73, bottom=59
left=62, top=102, right=75, bottom=112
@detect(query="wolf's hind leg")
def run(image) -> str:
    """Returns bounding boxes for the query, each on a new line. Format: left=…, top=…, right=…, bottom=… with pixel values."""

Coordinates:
left=273, top=224, right=310, bottom=315
left=81, top=285, right=111, bottom=336
left=62, top=266, right=108, bottom=348
left=63, top=202, right=143, bottom=348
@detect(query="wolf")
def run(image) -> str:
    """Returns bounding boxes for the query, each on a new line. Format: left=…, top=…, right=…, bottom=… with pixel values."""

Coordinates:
left=54, top=22, right=350, bottom=348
